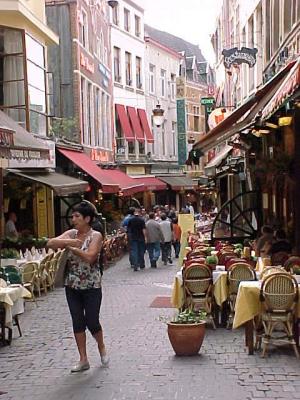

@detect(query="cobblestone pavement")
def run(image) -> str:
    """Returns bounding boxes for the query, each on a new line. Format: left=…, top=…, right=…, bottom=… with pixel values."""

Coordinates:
left=1, top=256, right=300, bottom=400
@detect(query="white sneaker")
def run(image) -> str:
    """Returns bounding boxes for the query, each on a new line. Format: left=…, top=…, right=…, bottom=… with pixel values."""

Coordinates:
left=100, top=353, right=110, bottom=367
left=71, top=361, right=90, bottom=373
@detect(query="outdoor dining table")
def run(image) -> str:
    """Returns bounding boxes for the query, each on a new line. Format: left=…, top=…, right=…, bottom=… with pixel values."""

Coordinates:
left=0, top=285, right=31, bottom=327
left=233, top=279, right=300, bottom=355
left=171, top=268, right=229, bottom=309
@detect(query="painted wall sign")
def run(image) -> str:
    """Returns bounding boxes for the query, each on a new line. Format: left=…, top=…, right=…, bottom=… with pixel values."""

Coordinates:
left=80, top=53, right=95, bottom=73
left=222, top=47, right=258, bottom=69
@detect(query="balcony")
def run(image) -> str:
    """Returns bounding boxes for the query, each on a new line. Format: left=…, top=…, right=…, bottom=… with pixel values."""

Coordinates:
left=0, top=0, right=58, bottom=45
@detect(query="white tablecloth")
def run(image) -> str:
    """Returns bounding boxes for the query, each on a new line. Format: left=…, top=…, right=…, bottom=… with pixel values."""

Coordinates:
left=0, top=286, right=31, bottom=326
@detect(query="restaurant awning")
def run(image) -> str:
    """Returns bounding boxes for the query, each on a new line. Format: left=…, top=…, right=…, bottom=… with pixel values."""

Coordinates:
left=58, top=148, right=119, bottom=193
left=7, top=169, right=89, bottom=196
left=193, top=60, right=296, bottom=152
left=127, top=106, right=144, bottom=142
left=157, top=175, right=196, bottom=191
left=115, top=104, right=135, bottom=142
left=137, top=109, right=154, bottom=143
left=0, top=110, right=53, bottom=168
left=204, top=144, right=233, bottom=176
left=105, top=169, right=144, bottom=196
left=131, top=176, right=167, bottom=191
left=262, top=58, right=300, bottom=120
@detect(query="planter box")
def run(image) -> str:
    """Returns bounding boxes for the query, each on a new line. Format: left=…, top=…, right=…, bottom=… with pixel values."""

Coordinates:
left=167, top=321, right=206, bottom=356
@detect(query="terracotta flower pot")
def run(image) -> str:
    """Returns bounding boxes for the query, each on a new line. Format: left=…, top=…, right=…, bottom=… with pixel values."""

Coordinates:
left=167, top=321, right=206, bottom=356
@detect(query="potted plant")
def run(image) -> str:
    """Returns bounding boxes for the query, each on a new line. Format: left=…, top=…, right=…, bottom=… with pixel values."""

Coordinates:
left=0, top=248, right=20, bottom=267
left=167, top=309, right=206, bottom=356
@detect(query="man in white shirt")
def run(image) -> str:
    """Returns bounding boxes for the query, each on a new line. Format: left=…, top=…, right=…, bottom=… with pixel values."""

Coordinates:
left=159, top=213, right=173, bottom=265
left=5, top=212, right=19, bottom=239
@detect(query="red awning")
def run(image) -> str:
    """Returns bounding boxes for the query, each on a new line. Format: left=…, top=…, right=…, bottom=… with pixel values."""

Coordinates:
left=127, top=106, right=145, bottom=142
left=58, top=148, right=119, bottom=193
left=262, top=58, right=300, bottom=119
left=132, top=176, right=167, bottom=191
left=115, top=104, right=135, bottom=142
left=137, top=109, right=154, bottom=143
left=106, top=169, right=144, bottom=196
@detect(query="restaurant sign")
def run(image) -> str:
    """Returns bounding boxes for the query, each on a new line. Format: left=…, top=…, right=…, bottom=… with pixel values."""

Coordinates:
left=177, top=99, right=187, bottom=166
left=222, top=47, right=258, bottom=69
left=80, top=53, right=95, bottom=74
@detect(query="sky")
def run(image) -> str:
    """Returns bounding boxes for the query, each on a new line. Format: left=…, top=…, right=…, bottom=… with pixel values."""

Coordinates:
left=138, top=0, right=223, bottom=65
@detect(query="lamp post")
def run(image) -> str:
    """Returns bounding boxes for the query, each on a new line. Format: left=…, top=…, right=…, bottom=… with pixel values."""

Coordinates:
left=108, top=0, right=118, bottom=8
left=152, top=103, right=165, bottom=127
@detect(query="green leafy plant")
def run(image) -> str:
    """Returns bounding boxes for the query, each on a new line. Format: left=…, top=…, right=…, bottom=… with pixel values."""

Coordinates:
left=206, top=255, right=218, bottom=265
left=50, top=117, right=78, bottom=139
left=171, top=309, right=206, bottom=324
left=0, top=248, right=20, bottom=259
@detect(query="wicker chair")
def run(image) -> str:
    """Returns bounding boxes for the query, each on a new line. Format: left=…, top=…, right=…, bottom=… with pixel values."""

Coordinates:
left=21, top=262, right=38, bottom=303
left=260, top=266, right=287, bottom=280
left=284, top=256, right=300, bottom=274
left=259, top=273, right=299, bottom=358
left=271, top=251, right=289, bottom=266
left=183, top=264, right=216, bottom=329
left=218, top=252, right=236, bottom=266
left=227, top=263, right=256, bottom=328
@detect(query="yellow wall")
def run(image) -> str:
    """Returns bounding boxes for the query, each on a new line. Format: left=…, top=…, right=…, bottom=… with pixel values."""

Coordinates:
left=0, top=1, right=58, bottom=44
left=21, top=0, right=45, bottom=23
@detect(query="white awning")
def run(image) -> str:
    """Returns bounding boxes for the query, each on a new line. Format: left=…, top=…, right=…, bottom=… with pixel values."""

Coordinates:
left=204, top=144, right=233, bottom=176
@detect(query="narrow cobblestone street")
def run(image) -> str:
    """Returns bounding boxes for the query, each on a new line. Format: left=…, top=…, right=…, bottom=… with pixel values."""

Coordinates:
left=1, top=256, right=300, bottom=400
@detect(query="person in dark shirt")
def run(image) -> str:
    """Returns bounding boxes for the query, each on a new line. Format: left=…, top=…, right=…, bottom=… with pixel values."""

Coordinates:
left=127, top=208, right=147, bottom=271
left=269, top=229, right=292, bottom=255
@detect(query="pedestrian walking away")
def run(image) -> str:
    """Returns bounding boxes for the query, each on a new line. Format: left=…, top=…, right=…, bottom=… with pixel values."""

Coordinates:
left=146, top=212, right=164, bottom=268
left=127, top=208, right=147, bottom=271
left=121, top=207, right=135, bottom=268
left=159, top=213, right=173, bottom=265
left=172, top=217, right=182, bottom=258
left=47, top=201, right=109, bottom=373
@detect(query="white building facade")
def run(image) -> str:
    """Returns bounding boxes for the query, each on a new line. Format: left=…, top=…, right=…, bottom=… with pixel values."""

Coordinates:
left=110, top=0, right=152, bottom=166
left=144, top=36, right=180, bottom=164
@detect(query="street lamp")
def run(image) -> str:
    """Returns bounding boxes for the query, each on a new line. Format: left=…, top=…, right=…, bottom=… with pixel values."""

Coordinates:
left=108, top=0, right=118, bottom=7
left=152, top=103, right=165, bottom=127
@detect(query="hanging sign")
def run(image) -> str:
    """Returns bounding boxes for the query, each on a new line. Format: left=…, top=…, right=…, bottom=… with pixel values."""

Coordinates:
left=222, top=47, right=258, bottom=69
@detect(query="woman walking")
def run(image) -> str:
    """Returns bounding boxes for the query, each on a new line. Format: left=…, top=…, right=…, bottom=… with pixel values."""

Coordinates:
left=47, top=201, right=109, bottom=372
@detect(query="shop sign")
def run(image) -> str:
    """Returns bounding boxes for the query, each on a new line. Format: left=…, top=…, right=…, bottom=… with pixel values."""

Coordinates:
left=176, top=77, right=185, bottom=98
left=98, top=63, right=111, bottom=80
left=201, top=97, right=215, bottom=105
left=10, top=149, right=41, bottom=159
left=222, top=47, right=258, bottom=69
left=80, top=53, right=95, bottom=74
left=91, top=148, right=113, bottom=162
left=126, top=166, right=145, bottom=175
left=177, top=99, right=187, bottom=166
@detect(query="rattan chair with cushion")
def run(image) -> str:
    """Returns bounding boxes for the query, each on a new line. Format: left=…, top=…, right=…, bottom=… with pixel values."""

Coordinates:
left=21, top=262, right=38, bottom=303
left=260, top=266, right=287, bottom=280
left=183, top=264, right=216, bottom=329
left=227, top=263, right=256, bottom=328
left=284, top=256, right=300, bottom=274
left=259, top=273, right=299, bottom=358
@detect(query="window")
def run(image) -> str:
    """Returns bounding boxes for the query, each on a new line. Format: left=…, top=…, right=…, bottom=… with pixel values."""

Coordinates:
left=106, top=95, right=111, bottom=149
left=100, top=32, right=104, bottom=62
left=135, top=15, right=141, bottom=37
left=136, top=56, right=142, bottom=88
left=139, top=141, right=145, bottom=155
left=124, top=8, right=130, bottom=32
left=125, top=52, right=132, bottom=86
left=79, top=10, right=88, bottom=49
left=87, top=83, right=93, bottom=145
left=81, top=77, right=86, bottom=142
left=160, top=69, right=166, bottom=97
left=95, top=88, right=100, bottom=146
left=112, top=4, right=119, bottom=25
left=172, top=121, right=177, bottom=156
left=171, top=73, right=176, bottom=100
left=101, top=91, right=106, bottom=147
left=284, top=0, right=292, bottom=37
left=149, top=64, right=155, bottom=94
left=113, top=47, right=121, bottom=82
left=162, top=121, right=166, bottom=155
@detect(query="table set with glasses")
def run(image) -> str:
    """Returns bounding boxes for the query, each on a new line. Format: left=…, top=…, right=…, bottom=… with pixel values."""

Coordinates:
left=171, top=235, right=300, bottom=358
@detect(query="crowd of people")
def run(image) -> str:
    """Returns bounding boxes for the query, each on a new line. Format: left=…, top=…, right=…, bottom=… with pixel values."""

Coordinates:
left=121, top=205, right=182, bottom=271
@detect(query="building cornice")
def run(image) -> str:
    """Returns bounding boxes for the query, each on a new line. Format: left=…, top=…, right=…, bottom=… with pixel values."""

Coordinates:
left=123, top=0, right=144, bottom=13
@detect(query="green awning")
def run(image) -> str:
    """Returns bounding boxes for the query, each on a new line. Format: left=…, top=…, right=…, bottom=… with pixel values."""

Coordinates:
left=157, top=175, right=196, bottom=191
left=8, top=170, right=88, bottom=196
